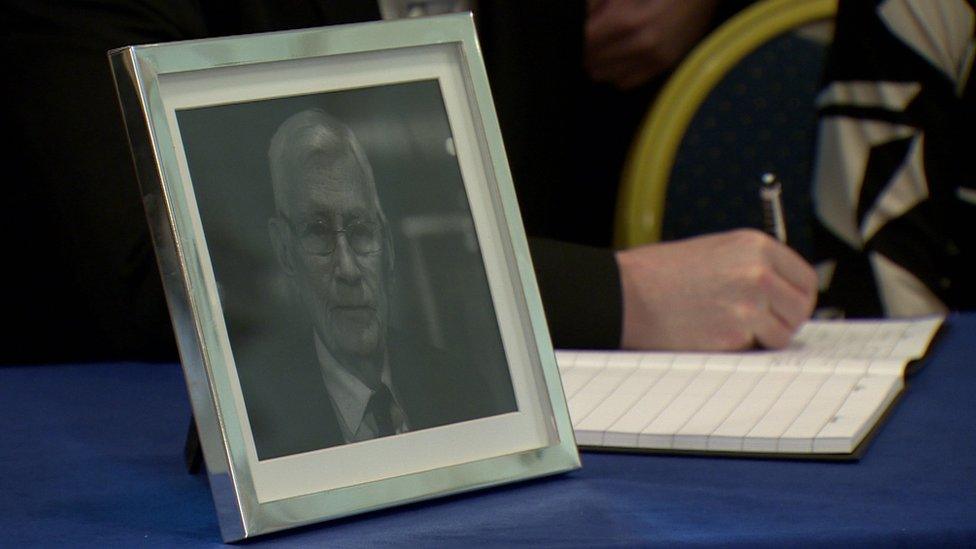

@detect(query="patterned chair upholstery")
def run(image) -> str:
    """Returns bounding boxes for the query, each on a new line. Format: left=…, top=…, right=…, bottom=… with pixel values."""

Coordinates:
left=615, top=0, right=837, bottom=264
left=663, top=31, right=827, bottom=260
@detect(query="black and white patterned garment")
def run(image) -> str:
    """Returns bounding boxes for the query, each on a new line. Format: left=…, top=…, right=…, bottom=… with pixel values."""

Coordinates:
left=813, top=0, right=975, bottom=317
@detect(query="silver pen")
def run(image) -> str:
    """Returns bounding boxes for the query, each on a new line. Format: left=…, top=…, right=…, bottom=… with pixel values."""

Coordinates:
left=760, top=172, right=787, bottom=244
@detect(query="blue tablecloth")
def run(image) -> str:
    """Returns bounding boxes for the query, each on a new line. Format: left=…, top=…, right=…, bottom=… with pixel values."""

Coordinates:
left=2, top=315, right=974, bottom=547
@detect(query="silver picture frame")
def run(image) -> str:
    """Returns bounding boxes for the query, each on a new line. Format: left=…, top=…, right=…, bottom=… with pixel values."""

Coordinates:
left=109, top=14, right=578, bottom=542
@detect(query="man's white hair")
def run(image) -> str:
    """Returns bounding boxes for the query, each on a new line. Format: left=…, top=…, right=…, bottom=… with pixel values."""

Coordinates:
left=267, top=108, right=393, bottom=270
left=267, top=108, right=380, bottom=218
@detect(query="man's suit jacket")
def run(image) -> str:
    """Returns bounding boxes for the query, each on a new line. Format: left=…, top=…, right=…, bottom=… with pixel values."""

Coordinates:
left=238, top=328, right=516, bottom=461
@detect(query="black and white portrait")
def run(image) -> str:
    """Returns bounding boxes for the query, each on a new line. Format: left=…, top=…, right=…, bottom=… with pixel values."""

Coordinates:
left=176, top=81, right=518, bottom=460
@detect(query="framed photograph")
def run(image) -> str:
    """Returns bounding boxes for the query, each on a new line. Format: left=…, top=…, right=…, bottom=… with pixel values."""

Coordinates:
left=109, top=14, right=578, bottom=542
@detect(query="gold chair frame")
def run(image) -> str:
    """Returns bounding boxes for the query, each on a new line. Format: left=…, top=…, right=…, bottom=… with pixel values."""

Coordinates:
left=614, top=0, right=837, bottom=248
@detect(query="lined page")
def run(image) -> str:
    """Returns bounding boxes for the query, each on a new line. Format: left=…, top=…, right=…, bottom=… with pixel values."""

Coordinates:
left=573, top=355, right=671, bottom=446
left=674, top=359, right=761, bottom=450
left=557, top=316, right=942, bottom=455
left=603, top=356, right=703, bottom=448
left=707, top=365, right=799, bottom=452
left=638, top=362, right=732, bottom=449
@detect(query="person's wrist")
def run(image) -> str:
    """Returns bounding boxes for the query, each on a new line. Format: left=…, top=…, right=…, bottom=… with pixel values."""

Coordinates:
left=616, top=246, right=655, bottom=350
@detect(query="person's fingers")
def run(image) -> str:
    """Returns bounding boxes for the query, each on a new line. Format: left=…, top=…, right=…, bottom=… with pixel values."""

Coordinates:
left=766, top=240, right=818, bottom=298
left=618, top=231, right=816, bottom=352
left=584, top=7, right=625, bottom=54
left=764, top=268, right=815, bottom=331
left=585, top=24, right=643, bottom=65
left=752, top=304, right=794, bottom=349
left=587, top=0, right=611, bottom=15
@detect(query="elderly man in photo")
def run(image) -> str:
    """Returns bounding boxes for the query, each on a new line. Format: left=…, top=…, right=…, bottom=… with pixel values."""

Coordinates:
left=266, top=109, right=503, bottom=451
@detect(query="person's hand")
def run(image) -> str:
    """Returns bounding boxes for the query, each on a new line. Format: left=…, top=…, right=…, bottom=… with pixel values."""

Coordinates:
left=616, top=229, right=818, bottom=351
left=585, top=0, right=719, bottom=90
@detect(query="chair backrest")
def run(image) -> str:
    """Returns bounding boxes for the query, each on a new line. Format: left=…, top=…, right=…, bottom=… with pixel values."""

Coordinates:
left=614, top=0, right=836, bottom=260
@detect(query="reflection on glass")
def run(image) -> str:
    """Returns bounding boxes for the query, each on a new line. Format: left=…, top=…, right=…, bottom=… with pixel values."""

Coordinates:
left=177, top=81, right=517, bottom=460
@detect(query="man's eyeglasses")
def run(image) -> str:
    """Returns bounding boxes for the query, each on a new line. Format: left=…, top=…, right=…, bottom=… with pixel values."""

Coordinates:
left=284, top=216, right=382, bottom=256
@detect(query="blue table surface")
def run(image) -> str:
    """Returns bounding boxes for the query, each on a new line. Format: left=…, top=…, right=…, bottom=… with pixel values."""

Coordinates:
left=2, top=315, right=974, bottom=547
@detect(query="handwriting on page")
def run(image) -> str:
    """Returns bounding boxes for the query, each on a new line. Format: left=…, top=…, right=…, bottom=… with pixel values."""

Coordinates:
left=557, top=317, right=943, bottom=455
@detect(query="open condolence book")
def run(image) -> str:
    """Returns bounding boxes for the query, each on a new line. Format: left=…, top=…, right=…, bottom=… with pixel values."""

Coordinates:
left=557, top=316, right=943, bottom=458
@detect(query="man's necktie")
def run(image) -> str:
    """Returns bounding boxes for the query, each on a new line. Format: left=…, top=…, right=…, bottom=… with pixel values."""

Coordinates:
left=366, top=384, right=396, bottom=437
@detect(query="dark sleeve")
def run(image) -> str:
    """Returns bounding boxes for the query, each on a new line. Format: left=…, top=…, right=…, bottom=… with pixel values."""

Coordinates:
left=468, top=3, right=619, bottom=350
left=474, top=1, right=588, bottom=242
left=528, top=238, right=622, bottom=349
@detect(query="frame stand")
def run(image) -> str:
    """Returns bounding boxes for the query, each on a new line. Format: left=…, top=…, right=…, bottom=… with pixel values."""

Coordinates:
left=184, top=418, right=203, bottom=474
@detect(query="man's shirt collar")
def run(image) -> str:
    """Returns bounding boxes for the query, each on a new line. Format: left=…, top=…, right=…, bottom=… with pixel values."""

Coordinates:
left=313, top=332, right=406, bottom=442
